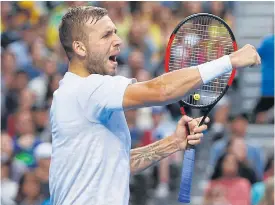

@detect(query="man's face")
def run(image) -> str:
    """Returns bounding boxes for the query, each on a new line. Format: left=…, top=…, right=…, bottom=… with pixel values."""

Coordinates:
left=82, top=15, right=122, bottom=76
left=231, top=117, right=248, bottom=137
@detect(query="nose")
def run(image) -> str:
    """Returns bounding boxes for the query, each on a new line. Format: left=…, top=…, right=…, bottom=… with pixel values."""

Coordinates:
left=113, top=33, right=122, bottom=48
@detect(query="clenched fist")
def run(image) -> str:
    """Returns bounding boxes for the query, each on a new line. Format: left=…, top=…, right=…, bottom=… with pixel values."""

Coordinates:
left=229, top=44, right=261, bottom=68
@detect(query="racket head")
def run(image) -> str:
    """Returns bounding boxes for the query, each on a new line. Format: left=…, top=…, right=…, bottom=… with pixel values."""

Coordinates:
left=165, top=13, right=238, bottom=109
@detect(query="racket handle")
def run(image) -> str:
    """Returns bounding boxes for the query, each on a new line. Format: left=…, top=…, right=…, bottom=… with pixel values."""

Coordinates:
left=178, top=146, right=195, bottom=203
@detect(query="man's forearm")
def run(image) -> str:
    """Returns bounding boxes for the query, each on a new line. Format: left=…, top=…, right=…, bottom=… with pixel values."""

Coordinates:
left=156, top=55, right=232, bottom=104
left=130, top=136, right=180, bottom=174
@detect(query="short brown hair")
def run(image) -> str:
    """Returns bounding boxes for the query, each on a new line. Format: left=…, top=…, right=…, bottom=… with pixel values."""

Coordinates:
left=59, top=6, right=108, bottom=60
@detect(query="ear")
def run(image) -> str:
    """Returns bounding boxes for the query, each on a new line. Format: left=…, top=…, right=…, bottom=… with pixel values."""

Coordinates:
left=72, top=41, right=87, bottom=57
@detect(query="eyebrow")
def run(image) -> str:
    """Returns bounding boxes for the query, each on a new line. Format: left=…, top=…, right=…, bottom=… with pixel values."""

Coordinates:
left=105, top=27, right=117, bottom=34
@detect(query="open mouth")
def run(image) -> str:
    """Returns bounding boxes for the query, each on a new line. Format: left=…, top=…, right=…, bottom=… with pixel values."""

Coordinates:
left=109, top=55, right=117, bottom=62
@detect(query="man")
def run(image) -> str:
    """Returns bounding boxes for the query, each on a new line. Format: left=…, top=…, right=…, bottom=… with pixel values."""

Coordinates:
left=49, top=6, right=260, bottom=205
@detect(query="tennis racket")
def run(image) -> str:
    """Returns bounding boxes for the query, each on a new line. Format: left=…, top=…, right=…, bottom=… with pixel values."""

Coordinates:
left=164, top=13, right=238, bottom=203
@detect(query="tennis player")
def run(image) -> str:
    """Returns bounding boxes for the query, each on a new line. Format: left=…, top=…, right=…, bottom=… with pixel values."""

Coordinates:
left=49, top=6, right=261, bottom=205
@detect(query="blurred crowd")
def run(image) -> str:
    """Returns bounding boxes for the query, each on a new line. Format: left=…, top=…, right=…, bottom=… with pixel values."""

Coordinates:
left=1, top=1, right=273, bottom=205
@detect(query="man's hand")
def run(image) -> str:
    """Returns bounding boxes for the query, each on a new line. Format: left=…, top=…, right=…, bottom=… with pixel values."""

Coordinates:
left=171, top=115, right=210, bottom=151
left=229, top=44, right=261, bottom=68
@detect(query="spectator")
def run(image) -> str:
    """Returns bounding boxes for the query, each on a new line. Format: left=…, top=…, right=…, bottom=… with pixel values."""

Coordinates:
left=263, top=154, right=274, bottom=181
left=227, top=138, right=258, bottom=184
left=22, top=37, right=48, bottom=80
left=258, top=177, right=274, bottom=205
left=3, top=71, right=30, bottom=124
left=34, top=143, right=52, bottom=200
left=253, top=34, right=274, bottom=124
left=148, top=3, right=177, bottom=55
left=1, top=160, right=18, bottom=205
left=1, top=1, right=13, bottom=33
left=120, top=21, right=157, bottom=73
left=252, top=176, right=275, bottom=205
left=1, top=49, right=17, bottom=76
left=119, top=48, right=151, bottom=82
left=1, top=132, right=14, bottom=164
left=99, top=2, right=132, bottom=46
left=210, top=113, right=264, bottom=180
left=7, top=23, right=34, bottom=68
left=1, top=51, right=18, bottom=125
left=208, top=1, right=234, bottom=29
left=44, top=72, right=63, bottom=107
left=31, top=105, right=51, bottom=142
left=1, top=6, right=28, bottom=49
left=1, top=132, right=18, bottom=205
left=45, top=2, right=87, bottom=50
left=125, top=109, right=143, bottom=149
left=251, top=154, right=273, bottom=205
left=11, top=110, right=41, bottom=174
left=204, top=153, right=251, bottom=205
left=17, top=88, right=36, bottom=112
left=28, top=55, right=59, bottom=107
left=15, top=171, right=45, bottom=205
left=179, top=2, right=203, bottom=18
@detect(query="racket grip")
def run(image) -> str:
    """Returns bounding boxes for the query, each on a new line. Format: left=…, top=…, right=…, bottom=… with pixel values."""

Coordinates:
left=178, top=146, right=195, bottom=203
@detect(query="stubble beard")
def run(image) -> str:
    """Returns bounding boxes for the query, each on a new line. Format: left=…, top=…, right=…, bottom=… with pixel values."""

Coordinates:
left=86, top=51, right=107, bottom=75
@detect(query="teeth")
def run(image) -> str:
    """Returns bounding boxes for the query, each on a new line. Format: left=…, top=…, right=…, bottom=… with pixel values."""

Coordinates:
left=114, top=56, right=116, bottom=61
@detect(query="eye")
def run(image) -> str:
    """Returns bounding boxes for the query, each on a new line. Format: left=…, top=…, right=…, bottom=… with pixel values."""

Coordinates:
left=102, top=31, right=112, bottom=39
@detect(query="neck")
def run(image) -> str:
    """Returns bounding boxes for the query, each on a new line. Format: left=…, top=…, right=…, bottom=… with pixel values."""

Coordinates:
left=68, top=59, right=90, bottom=77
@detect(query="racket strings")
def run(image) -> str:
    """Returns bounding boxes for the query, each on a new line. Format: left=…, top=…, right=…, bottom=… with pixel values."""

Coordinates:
left=169, top=16, right=234, bottom=106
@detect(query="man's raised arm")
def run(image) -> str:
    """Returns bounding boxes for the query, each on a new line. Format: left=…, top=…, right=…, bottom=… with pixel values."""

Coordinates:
left=123, top=44, right=261, bottom=110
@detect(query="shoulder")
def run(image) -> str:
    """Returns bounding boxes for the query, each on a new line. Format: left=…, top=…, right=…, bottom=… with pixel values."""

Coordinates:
left=260, top=35, right=274, bottom=46
left=84, top=74, right=135, bottom=86
left=264, top=34, right=274, bottom=42
left=79, top=75, right=136, bottom=98
left=246, top=143, right=261, bottom=153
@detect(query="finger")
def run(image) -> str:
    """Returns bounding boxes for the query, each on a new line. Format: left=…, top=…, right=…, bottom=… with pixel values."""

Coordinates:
left=188, top=139, right=201, bottom=145
left=179, top=115, right=193, bottom=125
left=187, top=133, right=203, bottom=140
left=194, top=124, right=208, bottom=133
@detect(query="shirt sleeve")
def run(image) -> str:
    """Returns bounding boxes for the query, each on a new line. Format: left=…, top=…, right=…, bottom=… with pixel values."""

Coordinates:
left=77, top=74, right=136, bottom=122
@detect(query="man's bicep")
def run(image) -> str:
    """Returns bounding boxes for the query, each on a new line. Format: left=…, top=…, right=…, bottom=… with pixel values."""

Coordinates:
left=123, top=81, right=165, bottom=110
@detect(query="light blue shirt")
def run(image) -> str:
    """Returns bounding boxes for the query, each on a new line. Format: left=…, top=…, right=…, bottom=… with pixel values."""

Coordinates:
left=49, top=72, right=135, bottom=205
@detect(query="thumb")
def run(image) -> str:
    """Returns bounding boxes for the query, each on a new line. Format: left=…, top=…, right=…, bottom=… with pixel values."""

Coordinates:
left=179, top=115, right=193, bottom=125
